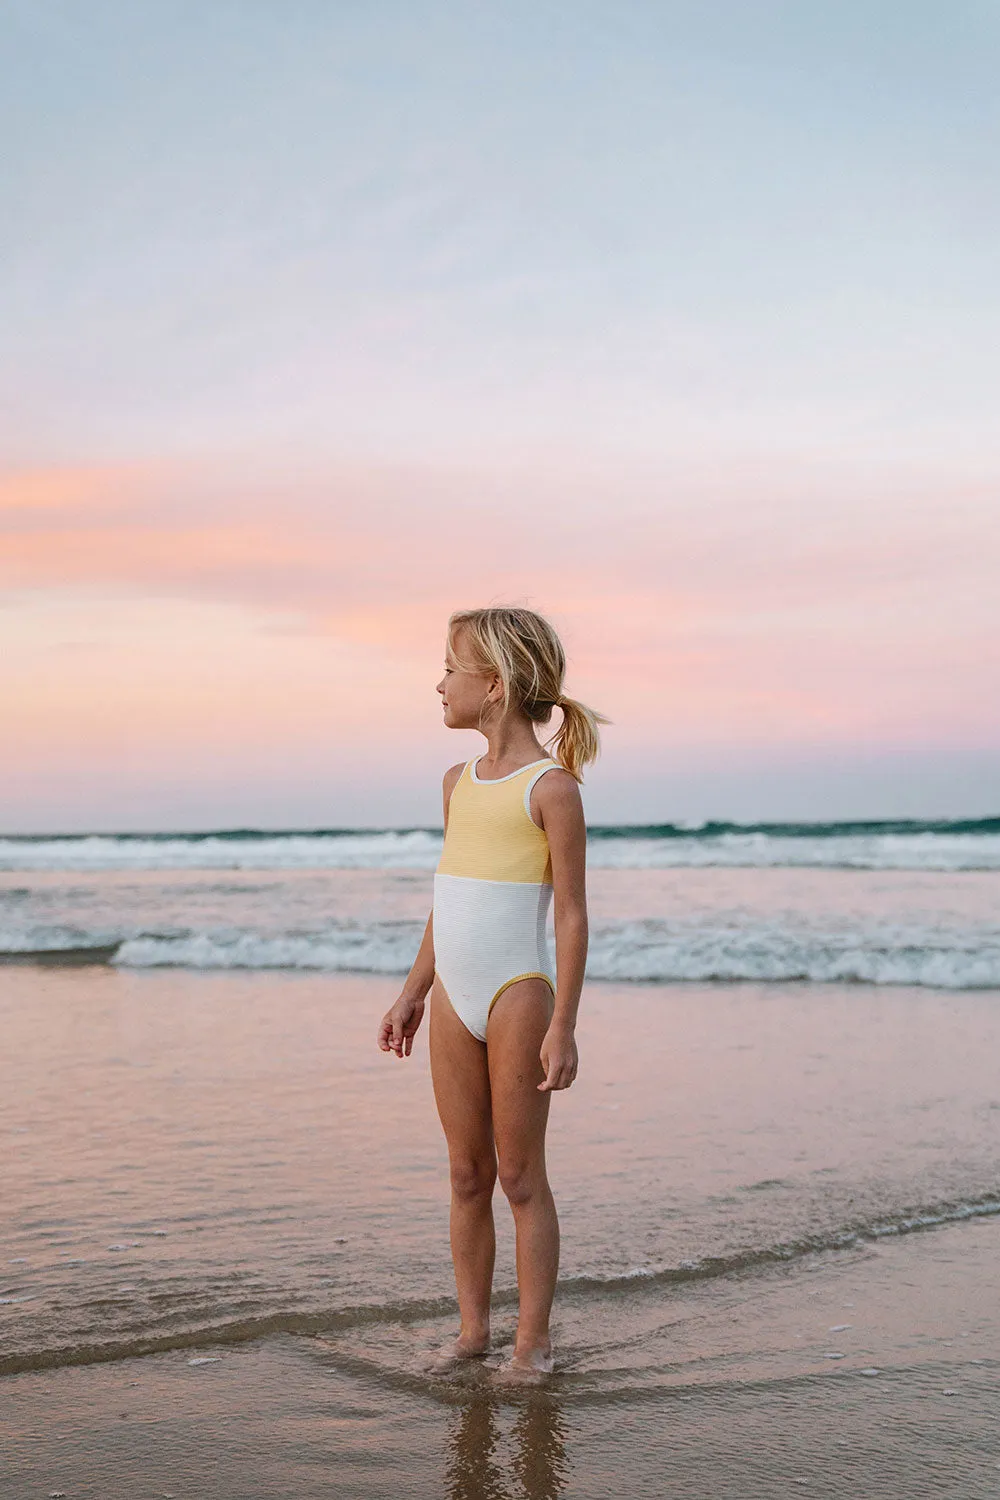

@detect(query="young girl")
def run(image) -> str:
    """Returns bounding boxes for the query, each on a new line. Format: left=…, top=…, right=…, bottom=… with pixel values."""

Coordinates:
left=377, top=606, right=605, bottom=1381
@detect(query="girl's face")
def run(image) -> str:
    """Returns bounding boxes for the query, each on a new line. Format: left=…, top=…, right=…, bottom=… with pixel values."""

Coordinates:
left=436, top=630, right=500, bottom=731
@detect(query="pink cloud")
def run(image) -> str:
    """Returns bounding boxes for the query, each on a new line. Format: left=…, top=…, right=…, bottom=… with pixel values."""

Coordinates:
left=2, top=456, right=997, bottom=759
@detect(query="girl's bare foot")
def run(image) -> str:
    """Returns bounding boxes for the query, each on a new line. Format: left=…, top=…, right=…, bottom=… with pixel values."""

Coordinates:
left=494, top=1343, right=555, bottom=1384
left=423, top=1332, right=490, bottom=1375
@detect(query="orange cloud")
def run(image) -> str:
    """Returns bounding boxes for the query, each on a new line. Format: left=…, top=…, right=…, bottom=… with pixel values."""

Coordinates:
left=4, top=522, right=330, bottom=587
left=0, top=464, right=158, bottom=516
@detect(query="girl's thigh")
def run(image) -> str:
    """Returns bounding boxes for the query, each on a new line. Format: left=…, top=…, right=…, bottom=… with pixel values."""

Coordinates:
left=486, top=979, right=554, bottom=1168
left=429, top=975, right=494, bottom=1160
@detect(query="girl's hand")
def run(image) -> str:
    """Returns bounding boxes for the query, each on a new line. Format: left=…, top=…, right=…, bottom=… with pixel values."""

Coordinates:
left=538, top=1022, right=578, bottom=1092
left=377, top=994, right=426, bottom=1058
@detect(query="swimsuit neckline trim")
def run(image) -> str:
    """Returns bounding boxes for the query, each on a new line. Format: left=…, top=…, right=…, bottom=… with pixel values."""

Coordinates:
left=469, top=756, right=554, bottom=785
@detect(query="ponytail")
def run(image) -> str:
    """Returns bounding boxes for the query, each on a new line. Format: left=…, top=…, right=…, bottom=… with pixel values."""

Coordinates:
left=546, top=695, right=609, bottom=782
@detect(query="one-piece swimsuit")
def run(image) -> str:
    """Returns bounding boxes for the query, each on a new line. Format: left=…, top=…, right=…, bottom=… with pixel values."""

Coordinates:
left=432, top=756, right=558, bottom=1040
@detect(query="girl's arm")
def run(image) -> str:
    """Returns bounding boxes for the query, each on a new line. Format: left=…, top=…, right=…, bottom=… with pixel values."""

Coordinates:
left=377, top=762, right=465, bottom=1059
left=534, top=770, right=588, bottom=1091
left=376, top=911, right=435, bottom=1057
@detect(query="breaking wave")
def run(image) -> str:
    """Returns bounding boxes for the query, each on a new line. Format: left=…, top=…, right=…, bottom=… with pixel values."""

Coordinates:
left=3, top=913, right=999, bottom=989
left=1, top=816, right=999, bottom=872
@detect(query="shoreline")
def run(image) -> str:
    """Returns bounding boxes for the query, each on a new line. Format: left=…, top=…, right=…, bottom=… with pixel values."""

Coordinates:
left=4, top=1213, right=1000, bottom=1498
left=6, top=1188, right=1000, bottom=1382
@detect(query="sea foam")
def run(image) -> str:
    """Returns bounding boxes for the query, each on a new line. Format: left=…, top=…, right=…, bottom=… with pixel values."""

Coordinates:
left=1, top=819, right=999, bottom=872
left=3, top=914, right=998, bottom=989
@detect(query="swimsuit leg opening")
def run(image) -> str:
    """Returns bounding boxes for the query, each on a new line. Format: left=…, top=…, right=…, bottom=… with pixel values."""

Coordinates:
left=435, top=971, right=489, bottom=1044
left=486, top=972, right=556, bottom=1025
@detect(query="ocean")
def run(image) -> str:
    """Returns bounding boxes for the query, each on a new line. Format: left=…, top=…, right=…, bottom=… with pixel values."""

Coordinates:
left=2, top=816, right=1000, bottom=988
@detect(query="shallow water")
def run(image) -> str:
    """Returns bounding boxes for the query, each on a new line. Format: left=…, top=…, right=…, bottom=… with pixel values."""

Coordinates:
left=4, top=964, right=1000, bottom=1378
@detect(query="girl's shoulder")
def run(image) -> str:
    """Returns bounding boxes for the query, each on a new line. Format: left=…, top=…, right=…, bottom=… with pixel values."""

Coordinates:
left=533, top=764, right=585, bottom=810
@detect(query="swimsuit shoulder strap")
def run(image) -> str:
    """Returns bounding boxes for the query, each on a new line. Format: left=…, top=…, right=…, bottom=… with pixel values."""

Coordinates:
left=522, top=759, right=560, bottom=819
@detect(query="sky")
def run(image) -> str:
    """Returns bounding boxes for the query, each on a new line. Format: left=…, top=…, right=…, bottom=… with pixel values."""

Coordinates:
left=2, top=0, right=998, bottom=831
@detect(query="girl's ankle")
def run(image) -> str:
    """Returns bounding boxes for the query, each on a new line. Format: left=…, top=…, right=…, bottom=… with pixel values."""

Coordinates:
left=513, top=1334, right=551, bottom=1358
left=459, top=1324, right=490, bottom=1348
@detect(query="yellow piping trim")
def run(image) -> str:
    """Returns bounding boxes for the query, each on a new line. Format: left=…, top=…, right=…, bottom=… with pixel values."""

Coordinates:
left=486, top=971, right=556, bottom=1018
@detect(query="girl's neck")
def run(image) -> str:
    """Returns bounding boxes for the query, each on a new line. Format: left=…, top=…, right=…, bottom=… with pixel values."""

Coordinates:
left=479, top=716, right=546, bottom=773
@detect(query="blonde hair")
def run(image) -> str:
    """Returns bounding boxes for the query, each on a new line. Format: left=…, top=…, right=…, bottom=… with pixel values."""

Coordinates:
left=447, top=606, right=609, bottom=782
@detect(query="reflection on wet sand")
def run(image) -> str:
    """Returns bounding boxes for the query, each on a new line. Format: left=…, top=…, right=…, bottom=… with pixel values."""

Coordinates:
left=446, top=1391, right=569, bottom=1500
left=512, top=1394, right=569, bottom=1500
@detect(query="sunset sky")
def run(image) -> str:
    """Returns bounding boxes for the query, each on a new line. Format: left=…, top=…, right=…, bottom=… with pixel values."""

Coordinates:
left=3, top=1, right=998, bottom=831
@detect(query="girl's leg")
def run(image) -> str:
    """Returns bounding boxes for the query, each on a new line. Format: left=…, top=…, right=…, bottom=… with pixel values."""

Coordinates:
left=487, top=979, right=558, bottom=1367
left=429, top=976, right=497, bottom=1358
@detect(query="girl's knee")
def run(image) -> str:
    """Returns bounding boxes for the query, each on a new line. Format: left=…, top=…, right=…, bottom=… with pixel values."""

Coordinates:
left=497, top=1159, right=546, bottom=1208
left=450, top=1154, right=497, bottom=1203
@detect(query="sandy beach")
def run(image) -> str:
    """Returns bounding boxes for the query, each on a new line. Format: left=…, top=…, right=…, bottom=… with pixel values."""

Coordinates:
left=4, top=950, right=1000, bottom=1496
